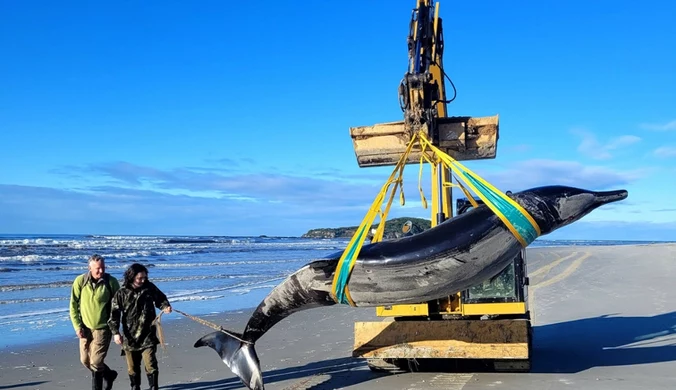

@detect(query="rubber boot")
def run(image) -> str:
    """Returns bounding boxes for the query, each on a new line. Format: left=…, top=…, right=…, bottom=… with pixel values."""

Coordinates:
left=128, top=373, right=141, bottom=390
left=103, top=368, right=118, bottom=390
left=146, top=371, right=158, bottom=390
left=92, top=371, right=104, bottom=390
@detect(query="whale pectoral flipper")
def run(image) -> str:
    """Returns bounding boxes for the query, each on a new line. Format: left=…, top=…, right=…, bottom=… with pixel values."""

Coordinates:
left=194, top=331, right=264, bottom=390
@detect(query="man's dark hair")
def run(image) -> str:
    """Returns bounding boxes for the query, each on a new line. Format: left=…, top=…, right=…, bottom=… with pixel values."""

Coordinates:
left=123, top=263, right=149, bottom=288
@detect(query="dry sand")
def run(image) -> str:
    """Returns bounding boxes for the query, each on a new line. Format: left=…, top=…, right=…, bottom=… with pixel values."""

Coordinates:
left=1, top=243, right=675, bottom=390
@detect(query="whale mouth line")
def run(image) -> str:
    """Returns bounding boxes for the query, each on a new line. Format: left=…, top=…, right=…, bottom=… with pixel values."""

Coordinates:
left=593, top=189, right=629, bottom=206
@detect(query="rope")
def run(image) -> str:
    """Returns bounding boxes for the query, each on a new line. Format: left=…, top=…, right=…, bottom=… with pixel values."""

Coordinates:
left=152, top=312, right=168, bottom=351
left=150, top=309, right=252, bottom=346
left=148, top=307, right=252, bottom=351
left=172, top=309, right=253, bottom=345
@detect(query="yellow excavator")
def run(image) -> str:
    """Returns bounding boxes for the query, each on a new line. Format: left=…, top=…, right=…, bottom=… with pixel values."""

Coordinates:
left=349, top=0, right=532, bottom=372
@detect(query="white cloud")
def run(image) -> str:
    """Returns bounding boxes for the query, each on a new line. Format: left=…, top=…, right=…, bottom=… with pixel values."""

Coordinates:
left=478, top=159, right=645, bottom=193
left=3, top=156, right=653, bottom=236
left=653, top=146, right=676, bottom=158
left=0, top=184, right=373, bottom=236
left=640, top=120, right=676, bottom=131
left=572, top=129, right=641, bottom=160
left=606, top=135, right=642, bottom=149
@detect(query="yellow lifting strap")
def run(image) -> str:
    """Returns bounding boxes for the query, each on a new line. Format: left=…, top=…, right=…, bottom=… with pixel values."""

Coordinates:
left=329, top=134, right=417, bottom=306
left=416, top=134, right=541, bottom=246
left=330, top=130, right=541, bottom=306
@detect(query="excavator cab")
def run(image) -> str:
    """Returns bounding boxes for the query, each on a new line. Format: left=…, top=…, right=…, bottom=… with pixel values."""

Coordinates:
left=456, top=197, right=529, bottom=310
left=353, top=195, right=533, bottom=373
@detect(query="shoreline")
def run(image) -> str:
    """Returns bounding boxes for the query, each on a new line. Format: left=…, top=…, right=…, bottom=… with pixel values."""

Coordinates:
left=0, top=306, right=259, bottom=352
left=3, top=241, right=674, bottom=351
left=0, top=304, right=381, bottom=390
left=1, top=243, right=676, bottom=389
left=0, top=280, right=282, bottom=351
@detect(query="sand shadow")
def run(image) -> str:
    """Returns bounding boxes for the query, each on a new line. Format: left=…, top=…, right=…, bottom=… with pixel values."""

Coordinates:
left=0, top=381, right=49, bottom=389
left=162, top=356, right=383, bottom=390
left=532, top=311, right=676, bottom=373
left=164, top=311, right=676, bottom=388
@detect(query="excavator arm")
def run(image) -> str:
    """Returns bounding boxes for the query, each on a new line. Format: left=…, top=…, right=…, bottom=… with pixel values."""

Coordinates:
left=399, top=0, right=451, bottom=141
left=349, top=1, right=498, bottom=170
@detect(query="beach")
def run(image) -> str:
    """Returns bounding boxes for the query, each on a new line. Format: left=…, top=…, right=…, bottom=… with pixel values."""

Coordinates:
left=2, top=243, right=676, bottom=390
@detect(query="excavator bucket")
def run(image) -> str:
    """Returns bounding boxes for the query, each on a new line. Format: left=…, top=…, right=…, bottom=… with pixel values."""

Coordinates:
left=349, top=115, right=499, bottom=167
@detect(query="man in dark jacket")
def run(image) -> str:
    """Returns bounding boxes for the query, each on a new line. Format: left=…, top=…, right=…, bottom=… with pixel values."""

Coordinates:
left=70, top=254, right=121, bottom=390
left=108, top=263, right=172, bottom=390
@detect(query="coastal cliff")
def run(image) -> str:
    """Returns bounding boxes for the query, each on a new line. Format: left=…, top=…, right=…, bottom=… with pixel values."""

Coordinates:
left=301, top=217, right=431, bottom=239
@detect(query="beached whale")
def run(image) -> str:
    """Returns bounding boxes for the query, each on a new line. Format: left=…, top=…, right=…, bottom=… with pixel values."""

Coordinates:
left=194, top=185, right=628, bottom=390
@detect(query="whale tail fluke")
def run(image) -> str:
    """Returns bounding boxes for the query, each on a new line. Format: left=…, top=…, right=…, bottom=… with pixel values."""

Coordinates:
left=194, top=331, right=264, bottom=390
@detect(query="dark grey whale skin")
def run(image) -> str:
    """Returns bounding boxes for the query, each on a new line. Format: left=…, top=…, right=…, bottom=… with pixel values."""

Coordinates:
left=194, top=185, right=628, bottom=390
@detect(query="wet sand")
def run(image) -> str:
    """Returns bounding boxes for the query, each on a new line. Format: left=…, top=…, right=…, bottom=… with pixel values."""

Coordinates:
left=1, top=243, right=675, bottom=390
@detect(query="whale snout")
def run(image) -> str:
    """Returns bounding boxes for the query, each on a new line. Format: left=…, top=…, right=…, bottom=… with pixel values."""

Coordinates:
left=593, top=189, right=628, bottom=206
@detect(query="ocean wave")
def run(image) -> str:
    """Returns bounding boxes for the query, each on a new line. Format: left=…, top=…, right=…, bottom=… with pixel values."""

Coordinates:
left=0, top=307, right=69, bottom=321
left=0, top=250, right=204, bottom=264
left=149, top=259, right=304, bottom=268
left=170, top=295, right=225, bottom=302
left=165, top=238, right=217, bottom=244
left=153, top=274, right=268, bottom=283
left=166, top=277, right=284, bottom=301
left=0, top=272, right=286, bottom=293
left=1, top=243, right=69, bottom=249
left=0, top=277, right=284, bottom=321
left=0, top=257, right=307, bottom=274
left=2, top=235, right=343, bottom=248
left=0, top=238, right=73, bottom=246
left=87, top=235, right=166, bottom=241
left=231, top=284, right=280, bottom=295
left=0, top=296, right=67, bottom=305
left=0, top=241, right=343, bottom=263
left=0, top=281, right=73, bottom=292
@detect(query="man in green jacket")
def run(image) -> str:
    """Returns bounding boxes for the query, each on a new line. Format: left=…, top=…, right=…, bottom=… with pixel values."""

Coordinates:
left=70, top=254, right=121, bottom=390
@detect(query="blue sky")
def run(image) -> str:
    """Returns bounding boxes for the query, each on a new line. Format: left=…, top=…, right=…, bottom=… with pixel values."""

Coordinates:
left=1, top=0, right=675, bottom=240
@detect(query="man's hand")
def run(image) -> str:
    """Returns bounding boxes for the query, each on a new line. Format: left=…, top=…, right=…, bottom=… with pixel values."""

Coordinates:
left=76, top=328, right=86, bottom=339
left=114, top=334, right=123, bottom=345
left=163, top=305, right=172, bottom=314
